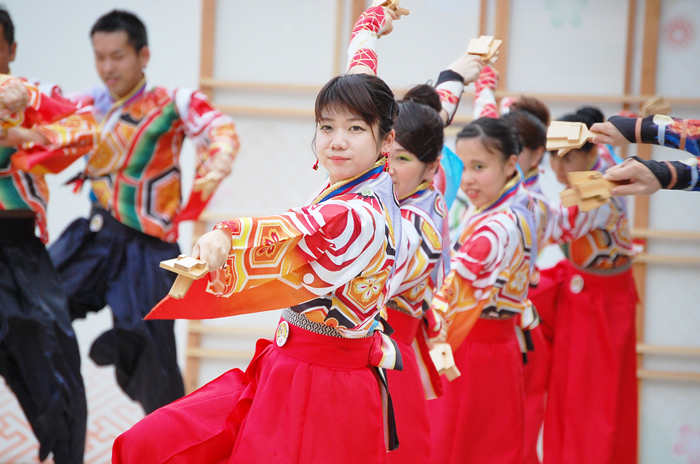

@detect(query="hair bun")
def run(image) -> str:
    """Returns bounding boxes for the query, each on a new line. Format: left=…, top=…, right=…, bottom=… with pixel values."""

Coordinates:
left=510, top=96, right=550, bottom=126
left=401, top=84, right=442, bottom=113
left=575, top=106, right=605, bottom=126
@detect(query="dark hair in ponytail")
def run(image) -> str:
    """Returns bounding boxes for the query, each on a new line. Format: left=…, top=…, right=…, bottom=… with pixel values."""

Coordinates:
left=510, top=96, right=550, bottom=126
left=501, top=110, right=547, bottom=152
left=315, top=74, right=398, bottom=143
left=576, top=106, right=604, bottom=124
left=394, top=84, right=444, bottom=164
left=556, top=106, right=604, bottom=152
left=456, top=117, right=522, bottom=163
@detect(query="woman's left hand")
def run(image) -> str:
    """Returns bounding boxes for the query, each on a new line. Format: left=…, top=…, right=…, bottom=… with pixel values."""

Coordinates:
left=0, top=127, right=49, bottom=147
left=0, top=79, right=29, bottom=116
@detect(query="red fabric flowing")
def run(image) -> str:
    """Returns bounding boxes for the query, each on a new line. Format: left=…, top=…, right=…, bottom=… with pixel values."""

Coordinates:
left=428, top=318, right=525, bottom=464
left=113, top=323, right=388, bottom=464
left=146, top=277, right=317, bottom=321
left=386, top=309, right=431, bottom=464
left=174, top=186, right=212, bottom=223
left=11, top=143, right=92, bottom=175
left=23, top=87, right=78, bottom=125
left=522, top=261, right=567, bottom=464
left=541, top=261, right=638, bottom=464
left=522, top=326, right=550, bottom=464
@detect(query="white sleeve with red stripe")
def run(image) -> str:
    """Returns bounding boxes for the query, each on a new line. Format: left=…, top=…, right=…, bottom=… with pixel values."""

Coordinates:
left=435, top=78, right=464, bottom=126
left=473, top=65, right=498, bottom=119
left=345, top=6, right=391, bottom=74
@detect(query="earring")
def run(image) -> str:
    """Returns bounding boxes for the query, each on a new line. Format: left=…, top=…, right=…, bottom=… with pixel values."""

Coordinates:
left=382, top=151, right=390, bottom=171
left=312, top=159, right=319, bottom=170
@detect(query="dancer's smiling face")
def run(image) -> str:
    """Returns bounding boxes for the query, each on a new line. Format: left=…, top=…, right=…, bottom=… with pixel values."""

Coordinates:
left=388, top=142, right=438, bottom=199
left=92, top=30, right=149, bottom=98
left=456, top=137, right=517, bottom=209
left=315, top=107, right=394, bottom=184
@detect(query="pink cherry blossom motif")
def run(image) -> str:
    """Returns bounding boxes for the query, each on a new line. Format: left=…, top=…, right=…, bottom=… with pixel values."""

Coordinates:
left=664, top=18, right=694, bottom=48
left=673, top=425, right=700, bottom=464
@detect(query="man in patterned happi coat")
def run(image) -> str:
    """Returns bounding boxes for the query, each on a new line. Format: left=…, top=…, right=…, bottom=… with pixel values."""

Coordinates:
left=49, top=9, right=240, bottom=415
left=0, top=7, right=99, bottom=464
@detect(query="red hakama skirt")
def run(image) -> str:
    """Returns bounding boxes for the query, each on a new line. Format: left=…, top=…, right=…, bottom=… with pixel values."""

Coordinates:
left=386, top=308, right=431, bottom=464
left=541, top=260, right=638, bottom=464
left=428, top=317, right=525, bottom=464
left=522, top=261, right=566, bottom=464
left=112, top=315, right=389, bottom=464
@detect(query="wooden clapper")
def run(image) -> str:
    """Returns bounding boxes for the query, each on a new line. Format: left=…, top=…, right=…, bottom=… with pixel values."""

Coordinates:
left=640, top=95, right=671, bottom=118
left=160, top=255, right=210, bottom=299
left=546, top=120, right=600, bottom=157
left=546, top=121, right=623, bottom=211
left=373, top=0, right=410, bottom=17
left=467, top=35, right=502, bottom=63
left=559, top=171, right=622, bottom=212
left=429, top=343, right=461, bottom=381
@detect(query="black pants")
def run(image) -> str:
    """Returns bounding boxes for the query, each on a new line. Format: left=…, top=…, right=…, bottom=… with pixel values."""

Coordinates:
left=49, top=206, right=184, bottom=414
left=0, top=216, right=86, bottom=464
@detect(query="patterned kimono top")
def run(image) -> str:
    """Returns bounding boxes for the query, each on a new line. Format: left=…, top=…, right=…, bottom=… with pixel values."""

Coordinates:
left=526, top=163, right=631, bottom=267
left=0, top=76, right=97, bottom=243
left=514, top=162, right=633, bottom=334
left=448, top=188, right=471, bottom=245
left=388, top=183, right=448, bottom=335
left=148, top=160, right=403, bottom=370
left=386, top=182, right=451, bottom=398
left=547, top=152, right=634, bottom=274
left=432, top=174, right=535, bottom=352
left=70, top=77, right=239, bottom=242
left=609, top=114, right=700, bottom=190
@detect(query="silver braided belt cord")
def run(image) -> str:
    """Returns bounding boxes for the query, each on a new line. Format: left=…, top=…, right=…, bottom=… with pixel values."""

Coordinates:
left=281, top=308, right=344, bottom=338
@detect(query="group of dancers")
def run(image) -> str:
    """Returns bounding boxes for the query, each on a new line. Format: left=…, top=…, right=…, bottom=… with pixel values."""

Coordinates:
left=0, top=4, right=698, bottom=464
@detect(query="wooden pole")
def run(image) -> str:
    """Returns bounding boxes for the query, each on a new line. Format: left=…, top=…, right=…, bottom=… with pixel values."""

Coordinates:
left=199, top=0, right=217, bottom=98
left=492, top=0, right=511, bottom=90
left=333, top=0, right=345, bottom=76
left=637, top=370, right=700, bottom=383
left=196, top=78, right=700, bottom=105
left=351, top=0, right=366, bottom=28
left=334, top=0, right=345, bottom=76
left=479, top=0, right=489, bottom=36
left=635, top=0, right=661, bottom=460
left=186, top=0, right=218, bottom=393
left=184, top=320, right=203, bottom=394
left=619, top=0, right=637, bottom=160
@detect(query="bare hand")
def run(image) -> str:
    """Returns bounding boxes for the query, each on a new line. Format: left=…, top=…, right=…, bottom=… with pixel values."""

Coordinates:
left=426, top=311, right=448, bottom=350
left=191, top=229, right=232, bottom=270
left=448, top=53, right=485, bottom=85
left=603, top=158, right=661, bottom=196
left=0, top=79, right=29, bottom=116
left=210, top=150, right=233, bottom=177
left=0, top=127, right=49, bottom=147
left=379, top=7, right=399, bottom=36
left=591, top=121, right=630, bottom=147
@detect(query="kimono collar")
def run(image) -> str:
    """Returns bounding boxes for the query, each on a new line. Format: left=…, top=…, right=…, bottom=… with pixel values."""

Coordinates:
left=399, top=180, right=432, bottom=202
left=474, top=171, right=523, bottom=215
left=312, top=157, right=387, bottom=205
left=523, top=168, right=540, bottom=189
left=109, top=75, right=147, bottom=108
